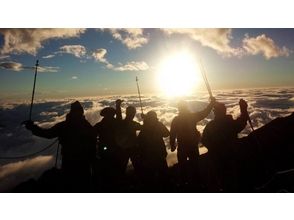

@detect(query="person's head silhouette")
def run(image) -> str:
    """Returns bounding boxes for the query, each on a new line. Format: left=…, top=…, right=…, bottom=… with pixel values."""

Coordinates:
left=126, top=106, right=136, bottom=120
left=100, top=107, right=116, bottom=118
left=177, top=100, right=189, bottom=114
left=213, top=102, right=226, bottom=118
left=68, top=101, right=84, bottom=119
left=144, top=111, right=158, bottom=125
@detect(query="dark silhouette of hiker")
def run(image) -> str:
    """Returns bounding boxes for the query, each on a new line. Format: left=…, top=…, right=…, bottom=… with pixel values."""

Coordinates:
left=24, top=101, right=97, bottom=191
left=201, top=99, right=248, bottom=192
left=115, top=102, right=142, bottom=174
left=170, top=98, right=215, bottom=186
left=94, top=99, right=124, bottom=190
left=138, top=111, right=170, bottom=190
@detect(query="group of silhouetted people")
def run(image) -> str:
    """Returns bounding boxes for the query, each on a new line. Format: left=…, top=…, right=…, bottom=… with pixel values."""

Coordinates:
left=25, top=96, right=249, bottom=192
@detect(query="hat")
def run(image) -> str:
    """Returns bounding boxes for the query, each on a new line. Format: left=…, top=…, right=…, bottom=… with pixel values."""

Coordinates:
left=100, top=107, right=116, bottom=117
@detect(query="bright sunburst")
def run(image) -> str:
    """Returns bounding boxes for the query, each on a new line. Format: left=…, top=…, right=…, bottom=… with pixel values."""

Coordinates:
left=157, top=51, right=201, bottom=97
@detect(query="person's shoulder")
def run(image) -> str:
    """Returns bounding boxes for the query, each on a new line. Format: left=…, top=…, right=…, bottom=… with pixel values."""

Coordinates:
left=83, top=119, right=95, bottom=128
left=204, top=119, right=214, bottom=128
left=171, top=115, right=179, bottom=122
left=131, top=120, right=141, bottom=126
left=56, top=120, right=67, bottom=127
left=94, top=121, right=102, bottom=128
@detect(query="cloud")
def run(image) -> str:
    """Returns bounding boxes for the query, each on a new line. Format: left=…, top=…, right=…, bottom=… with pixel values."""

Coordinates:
left=0, top=61, right=59, bottom=72
left=0, top=55, right=10, bottom=60
left=71, top=76, right=78, bottom=80
left=162, top=28, right=241, bottom=57
left=113, top=61, right=149, bottom=71
left=59, top=45, right=87, bottom=58
left=42, top=54, right=55, bottom=59
left=38, top=66, right=60, bottom=73
left=92, top=48, right=107, bottom=63
left=242, top=34, right=290, bottom=59
left=0, top=61, right=23, bottom=71
left=92, top=48, right=148, bottom=71
left=92, top=48, right=113, bottom=68
left=109, top=29, right=149, bottom=49
left=0, top=29, right=86, bottom=55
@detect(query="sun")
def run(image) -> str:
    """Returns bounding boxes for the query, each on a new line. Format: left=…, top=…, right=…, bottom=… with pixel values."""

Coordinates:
left=157, top=52, right=201, bottom=97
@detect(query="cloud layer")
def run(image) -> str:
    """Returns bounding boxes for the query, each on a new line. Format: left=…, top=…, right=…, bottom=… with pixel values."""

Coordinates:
left=0, top=87, right=293, bottom=191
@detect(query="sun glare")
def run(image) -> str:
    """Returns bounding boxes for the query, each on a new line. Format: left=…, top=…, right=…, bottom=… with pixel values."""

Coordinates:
left=157, top=52, right=201, bottom=97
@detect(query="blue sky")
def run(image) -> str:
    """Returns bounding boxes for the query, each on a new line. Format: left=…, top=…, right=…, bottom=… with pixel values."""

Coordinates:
left=0, top=28, right=293, bottom=99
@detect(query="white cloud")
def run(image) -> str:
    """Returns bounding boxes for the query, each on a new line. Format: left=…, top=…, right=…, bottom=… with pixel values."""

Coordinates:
left=92, top=48, right=108, bottom=63
left=59, top=45, right=87, bottom=58
left=0, top=55, right=10, bottom=60
left=92, top=48, right=114, bottom=68
left=72, top=76, right=78, bottom=80
left=162, top=28, right=241, bottom=57
left=92, top=48, right=148, bottom=71
left=109, top=28, right=149, bottom=49
left=38, top=66, right=60, bottom=73
left=0, top=61, right=59, bottom=72
left=113, top=61, right=149, bottom=71
left=0, top=29, right=86, bottom=55
left=242, top=34, right=290, bottom=59
left=42, top=54, right=55, bottom=59
left=0, top=61, right=23, bottom=71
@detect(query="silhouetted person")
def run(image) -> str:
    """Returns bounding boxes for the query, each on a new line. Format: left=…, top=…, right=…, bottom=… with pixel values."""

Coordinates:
left=170, top=98, right=215, bottom=186
left=116, top=102, right=142, bottom=174
left=138, top=111, right=170, bottom=190
left=25, top=101, right=97, bottom=191
left=201, top=99, right=248, bottom=192
left=94, top=99, right=123, bottom=189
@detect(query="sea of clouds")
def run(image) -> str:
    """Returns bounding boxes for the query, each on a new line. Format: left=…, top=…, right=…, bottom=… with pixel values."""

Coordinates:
left=0, top=87, right=293, bottom=191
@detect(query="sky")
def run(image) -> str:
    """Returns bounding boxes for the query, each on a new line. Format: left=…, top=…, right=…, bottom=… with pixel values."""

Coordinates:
left=0, top=28, right=294, bottom=100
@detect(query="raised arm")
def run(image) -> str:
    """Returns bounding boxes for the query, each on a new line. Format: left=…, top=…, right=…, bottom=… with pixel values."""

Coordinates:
left=115, top=99, right=123, bottom=121
left=234, top=99, right=248, bottom=133
left=196, top=97, right=216, bottom=121
left=25, top=120, right=60, bottom=139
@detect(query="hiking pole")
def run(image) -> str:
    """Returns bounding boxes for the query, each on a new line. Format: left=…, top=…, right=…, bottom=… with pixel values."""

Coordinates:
left=136, top=76, right=144, bottom=114
left=29, top=59, right=39, bottom=121
left=198, top=58, right=213, bottom=99
left=21, top=60, right=39, bottom=126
